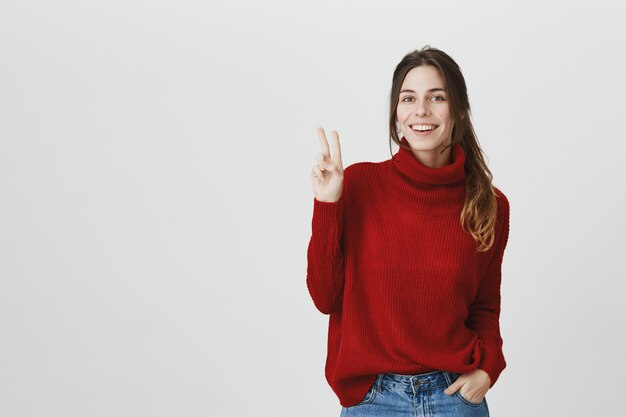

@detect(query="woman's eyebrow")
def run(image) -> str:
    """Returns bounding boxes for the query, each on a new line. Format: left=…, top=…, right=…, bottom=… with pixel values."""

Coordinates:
left=400, top=88, right=447, bottom=93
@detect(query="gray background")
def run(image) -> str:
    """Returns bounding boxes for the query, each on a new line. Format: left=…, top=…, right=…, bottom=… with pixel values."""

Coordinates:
left=1, top=0, right=625, bottom=416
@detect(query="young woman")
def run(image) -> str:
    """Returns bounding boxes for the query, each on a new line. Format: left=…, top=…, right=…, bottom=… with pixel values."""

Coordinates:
left=307, top=46, right=510, bottom=417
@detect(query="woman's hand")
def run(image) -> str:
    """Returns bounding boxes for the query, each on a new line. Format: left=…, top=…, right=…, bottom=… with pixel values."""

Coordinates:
left=311, top=127, right=344, bottom=203
left=444, top=369, right=491, bottom=404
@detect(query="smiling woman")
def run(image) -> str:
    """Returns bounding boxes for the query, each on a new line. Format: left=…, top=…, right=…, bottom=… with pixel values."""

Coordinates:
left=398, top=69, right=451, bottom=144
left=307, top=45, right=509, bottom=417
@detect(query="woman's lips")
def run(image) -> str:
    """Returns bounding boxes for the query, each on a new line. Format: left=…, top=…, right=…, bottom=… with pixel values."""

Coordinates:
left=411, top=125, right=439, bottom=136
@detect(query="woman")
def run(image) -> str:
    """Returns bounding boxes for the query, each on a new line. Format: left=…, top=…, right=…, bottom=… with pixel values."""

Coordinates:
left=307, top=46, right=510, bottom=416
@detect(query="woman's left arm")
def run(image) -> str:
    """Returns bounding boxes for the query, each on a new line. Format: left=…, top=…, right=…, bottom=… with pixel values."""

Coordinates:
left=464, top=190, right=511, bottom=389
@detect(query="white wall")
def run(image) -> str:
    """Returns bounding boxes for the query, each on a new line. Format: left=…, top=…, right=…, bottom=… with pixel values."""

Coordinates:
left=1, top=0, right=624, bottom=416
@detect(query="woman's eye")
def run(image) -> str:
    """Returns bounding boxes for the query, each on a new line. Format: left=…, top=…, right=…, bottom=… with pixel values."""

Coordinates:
left=401, top=96, right=445, bottom=102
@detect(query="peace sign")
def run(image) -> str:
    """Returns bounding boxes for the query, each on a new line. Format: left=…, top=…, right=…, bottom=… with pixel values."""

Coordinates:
left=311, top=127, right=344, bottom=203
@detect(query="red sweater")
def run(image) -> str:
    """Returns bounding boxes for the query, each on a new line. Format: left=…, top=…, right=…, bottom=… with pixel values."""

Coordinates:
left=306, top=137, right=510, bottom=407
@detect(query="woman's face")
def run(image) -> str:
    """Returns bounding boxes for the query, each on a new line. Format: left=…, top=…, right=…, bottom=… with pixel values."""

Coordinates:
left=396, top=65, right=455, bottom=158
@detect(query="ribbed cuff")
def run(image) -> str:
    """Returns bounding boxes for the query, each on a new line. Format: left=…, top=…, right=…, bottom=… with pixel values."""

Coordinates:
left=477, top=343, right=506, bottom=388
left=312, top=197, right=343, bottom=231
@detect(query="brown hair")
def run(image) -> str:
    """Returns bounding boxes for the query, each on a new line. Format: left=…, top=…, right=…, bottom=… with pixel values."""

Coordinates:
left=388, top=45, right=500, bottom=252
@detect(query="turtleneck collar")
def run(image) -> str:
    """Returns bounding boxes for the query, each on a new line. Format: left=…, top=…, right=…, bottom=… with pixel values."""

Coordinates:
left=391, top=136, right=466, bottom=185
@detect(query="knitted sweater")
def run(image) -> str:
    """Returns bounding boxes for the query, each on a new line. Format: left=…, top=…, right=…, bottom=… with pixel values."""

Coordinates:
left=306, top=136, right=510, bottom=407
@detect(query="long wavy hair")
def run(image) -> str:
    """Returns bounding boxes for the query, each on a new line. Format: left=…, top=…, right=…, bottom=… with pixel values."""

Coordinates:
left=388, top=45, right=500, bottom=252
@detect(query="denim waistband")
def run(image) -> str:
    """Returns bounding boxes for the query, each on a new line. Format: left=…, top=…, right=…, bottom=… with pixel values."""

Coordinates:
left=374, top=370, right=459, bottom=392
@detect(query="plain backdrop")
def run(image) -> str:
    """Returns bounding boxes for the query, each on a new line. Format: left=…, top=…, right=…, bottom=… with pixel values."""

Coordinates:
left=1, top=0, right=625, bottom=416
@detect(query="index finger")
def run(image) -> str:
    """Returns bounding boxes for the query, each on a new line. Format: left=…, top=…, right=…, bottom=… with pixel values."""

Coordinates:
left=329, top=130, right=343, bottom=168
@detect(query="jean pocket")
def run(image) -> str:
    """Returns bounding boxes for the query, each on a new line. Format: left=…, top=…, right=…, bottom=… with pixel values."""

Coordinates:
left=356, top=378, right=379, bottom=405
left=444, top=372, right=484, bottom=407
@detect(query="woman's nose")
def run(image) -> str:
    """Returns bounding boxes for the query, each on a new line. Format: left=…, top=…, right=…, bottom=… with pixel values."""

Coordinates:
left=414, top=101, right=430, bottom=116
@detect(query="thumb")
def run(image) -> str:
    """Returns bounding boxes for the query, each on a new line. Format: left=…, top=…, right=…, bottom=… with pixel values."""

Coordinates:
left=444, top=381, right=459, bottom=396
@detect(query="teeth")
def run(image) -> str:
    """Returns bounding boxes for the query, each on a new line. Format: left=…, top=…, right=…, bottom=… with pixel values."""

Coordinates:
left=411, top=124, right=437, bottom=131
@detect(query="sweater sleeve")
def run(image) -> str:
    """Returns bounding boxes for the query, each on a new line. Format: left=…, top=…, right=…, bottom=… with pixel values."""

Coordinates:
left=466, top=190, right=510, bottom=388
left=305, top=183, right=347, bottom=315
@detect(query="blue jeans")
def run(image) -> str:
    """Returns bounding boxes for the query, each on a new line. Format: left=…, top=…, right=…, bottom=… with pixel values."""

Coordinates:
left=340, top=370, right=490, bottom=416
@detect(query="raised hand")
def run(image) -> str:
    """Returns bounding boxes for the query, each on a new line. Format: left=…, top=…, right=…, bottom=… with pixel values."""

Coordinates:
left=311, top=127, right=344, bottom=203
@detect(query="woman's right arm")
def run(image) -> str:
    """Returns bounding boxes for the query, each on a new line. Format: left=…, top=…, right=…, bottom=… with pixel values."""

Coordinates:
left=306, top=195, right=346, bottom=314
left=306, top=128, right=346, bottom=315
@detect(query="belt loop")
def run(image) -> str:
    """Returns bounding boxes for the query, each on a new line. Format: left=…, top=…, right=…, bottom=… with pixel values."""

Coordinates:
left=375, top=373, right=383, bottom=391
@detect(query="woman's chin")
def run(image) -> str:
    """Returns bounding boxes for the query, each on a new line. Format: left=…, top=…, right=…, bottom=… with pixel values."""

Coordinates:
left=404, top=134, right=439, bottom=149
